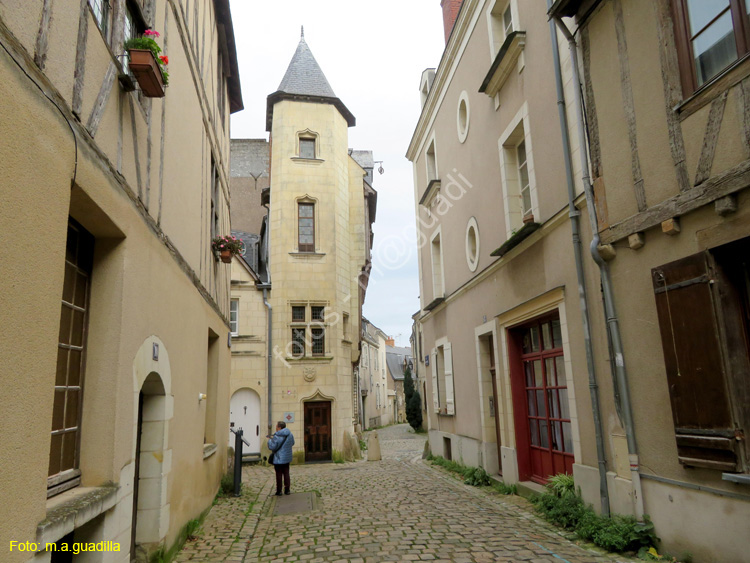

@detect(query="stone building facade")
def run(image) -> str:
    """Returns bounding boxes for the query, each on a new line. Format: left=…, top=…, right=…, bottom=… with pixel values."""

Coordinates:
left=359, top=318, right=389, bottom=429
left=0, top=0, right=241, bottom=561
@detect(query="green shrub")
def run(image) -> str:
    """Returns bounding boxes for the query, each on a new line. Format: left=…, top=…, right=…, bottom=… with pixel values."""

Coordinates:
left=185, top=518, right=201, bottom=541
left=463, top=467, right=492, bottom=487
left=547, top=473, right=576, bottom=497
left=332, top=450, right=345, bottom=463
left=532, top=488, right=659, bottom=554
left=492, top=481, right=517, bottom=495
left=218, top=472, right=234, bottom=497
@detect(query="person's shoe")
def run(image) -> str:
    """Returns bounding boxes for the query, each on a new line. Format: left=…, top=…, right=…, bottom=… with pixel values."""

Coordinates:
left=275, top=491, right=282, bottom=496
left=284, top=489, right=291, bottom=495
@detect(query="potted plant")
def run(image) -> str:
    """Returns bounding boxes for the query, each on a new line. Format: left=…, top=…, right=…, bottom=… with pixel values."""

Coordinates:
left=211, top=236, right=244, bottom=264
left=124, top=29, right=169, bottom=97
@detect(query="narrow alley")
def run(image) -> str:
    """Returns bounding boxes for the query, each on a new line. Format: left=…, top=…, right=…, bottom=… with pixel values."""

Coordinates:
left=175, top=425, right=637, bottom=563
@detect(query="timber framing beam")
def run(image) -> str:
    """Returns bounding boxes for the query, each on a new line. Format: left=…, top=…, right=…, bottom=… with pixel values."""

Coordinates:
left=600, top=159, right=750, bottom=244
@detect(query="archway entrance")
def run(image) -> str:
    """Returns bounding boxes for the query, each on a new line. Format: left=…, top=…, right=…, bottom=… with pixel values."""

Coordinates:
left=229, top=388, right=261, bottom=453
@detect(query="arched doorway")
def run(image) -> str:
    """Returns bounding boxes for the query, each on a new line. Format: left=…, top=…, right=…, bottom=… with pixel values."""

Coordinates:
left=229, top=388, right=261, bottom=453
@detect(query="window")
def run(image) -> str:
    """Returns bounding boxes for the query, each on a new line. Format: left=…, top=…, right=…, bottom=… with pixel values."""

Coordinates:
left=343, top=313, right=350, bottom=339
left=205, top=330, right=219, bottom=444
left=311, top=327, right=325, bottom=356
left=122, top=2, right=144, bottom=75
left=430, top=230, right=445, bottom=299
left=673, top=0, right=750, bottom=93
left=49, top=220, right=94, bottom=495
left=457, top=91, right=470, bottom=143
left=651, top=238, right=750, bottom=473
left=488, top=0, right=515, bottom=55
left=291, top=328, right=306, bottom=359
left=230, top=299, right=239, bottom=336
left=292, top=306, right=306, bottom=322
left=300, top=138, right=316, bottom=159
left=217, top=51, right=226, bottom=129
left=431, top=342, right=455, bottom=415
left=211, top=158, right=220, bottom=243
left=89, top=0, right=111, bottom=40
left=517, top=140, right=531, bottom=217
left=466, top=217, right=480, bottom=272
left=311, top=305, right=325, bottom=322
left=298, top=202, right=315, bottom=252
left=426, top=138, right=438, bottom=182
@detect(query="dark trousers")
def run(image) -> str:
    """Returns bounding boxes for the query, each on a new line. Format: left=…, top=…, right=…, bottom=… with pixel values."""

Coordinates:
left=274, top=463, right=290, bottom=492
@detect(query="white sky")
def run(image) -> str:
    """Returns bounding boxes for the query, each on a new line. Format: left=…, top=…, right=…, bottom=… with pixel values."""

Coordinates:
left=229, top=0, right=447, bottom=348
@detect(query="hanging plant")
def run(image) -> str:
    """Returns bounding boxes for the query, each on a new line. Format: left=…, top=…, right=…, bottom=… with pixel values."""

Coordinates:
left=124, top=29, right=169, bottom=96
left=212, top=236, right=245, bottom=263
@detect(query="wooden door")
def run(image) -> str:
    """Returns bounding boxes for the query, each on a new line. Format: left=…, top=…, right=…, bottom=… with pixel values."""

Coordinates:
left=488, top=338, right=503, bottom=474
left=510, top=316, right=574, bottom=484
left=304, top=401, right=331, bottom=461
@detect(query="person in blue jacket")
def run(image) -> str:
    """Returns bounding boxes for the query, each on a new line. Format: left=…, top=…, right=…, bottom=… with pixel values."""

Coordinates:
left=267, top=421, right=295, bottom=496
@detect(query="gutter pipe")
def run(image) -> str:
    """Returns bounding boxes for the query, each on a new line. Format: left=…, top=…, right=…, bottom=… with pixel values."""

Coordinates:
left=547, top=5, right=610, bottom=517
left=553, top=15, right=645, bottom=520
left=262, top=287, right=273, bottom=435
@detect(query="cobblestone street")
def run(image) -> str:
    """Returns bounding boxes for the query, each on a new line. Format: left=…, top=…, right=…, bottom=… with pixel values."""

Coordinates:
left=175, top=425, right=638, bottom=563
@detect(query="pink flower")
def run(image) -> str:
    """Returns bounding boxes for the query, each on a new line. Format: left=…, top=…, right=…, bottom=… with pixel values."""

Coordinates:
left=220, top=244, right=225, bottom=248
left=144, top=29, right=160, bottom=37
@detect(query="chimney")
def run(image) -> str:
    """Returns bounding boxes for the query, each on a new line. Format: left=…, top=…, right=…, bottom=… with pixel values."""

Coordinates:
left=441, top=0, right=464, bottom=44
left=386, top=337, right=395, bottom=347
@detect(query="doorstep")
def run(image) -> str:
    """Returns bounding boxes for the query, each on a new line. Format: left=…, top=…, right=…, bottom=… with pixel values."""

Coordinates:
left=516, top=480, right=546, bottom=500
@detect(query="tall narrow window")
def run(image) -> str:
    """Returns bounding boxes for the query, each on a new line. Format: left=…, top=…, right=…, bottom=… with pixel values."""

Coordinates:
left=431, top=232, right=444, bottom=299
left=292, top=328, right=306, bottom=358
left=503, top=4, right=513, bottom=36
left=298, top=202, right=315, bottom=252
left=230, top=299, right=239, bottom=336
left=517, top=140, right=531, bottom=217
left=211, top=159, right=220, bottom=242
left=205, top=330, right=219, bottom=444
left=49, top=220, right=94, bottom=495
left=489, top=1, right=514, bottom=55
left=426, top=139, right=438, bottom=182
left=217, top=51, right=226, bottom=129
left=300, top=138, right=316, bottom=159
left=89, top=0, right=111, bottom=40
left=311, top=327, right=325, bottom=356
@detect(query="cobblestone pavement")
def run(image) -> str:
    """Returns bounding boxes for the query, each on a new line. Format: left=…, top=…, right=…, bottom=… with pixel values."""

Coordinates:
left=175, top=424, right=638, bottom=562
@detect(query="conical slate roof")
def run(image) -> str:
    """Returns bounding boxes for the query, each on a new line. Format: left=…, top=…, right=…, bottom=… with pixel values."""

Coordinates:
left=266, top=30, right=356, bottom=131
left=277, top=37, right=337, bottom=99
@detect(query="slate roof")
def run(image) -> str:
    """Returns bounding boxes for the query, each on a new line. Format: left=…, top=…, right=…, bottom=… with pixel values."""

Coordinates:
left=266, top=33, right=355, bottom=130
left=277, top=37, right=337, bottom=98
left=386, top=346, right=413, bottom=382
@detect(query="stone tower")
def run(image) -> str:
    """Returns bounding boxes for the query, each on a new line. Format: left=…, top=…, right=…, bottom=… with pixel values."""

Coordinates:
left=265, top=32, right=376, bottom=461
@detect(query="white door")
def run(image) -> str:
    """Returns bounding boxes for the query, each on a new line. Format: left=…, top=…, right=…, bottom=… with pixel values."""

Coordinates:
left=229, top=388, right=261, bottom=453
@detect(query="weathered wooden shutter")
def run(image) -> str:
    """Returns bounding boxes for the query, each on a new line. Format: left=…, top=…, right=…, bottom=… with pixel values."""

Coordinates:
left=652, top=252, right=740, bottom=471
left=432, top=348, right=440, bottom=413
left=444, top=343, right=455, bottom=415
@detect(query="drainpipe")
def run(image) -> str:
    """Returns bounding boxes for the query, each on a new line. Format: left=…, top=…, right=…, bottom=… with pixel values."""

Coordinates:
left=553, top=15, right=645, bottom=520
left=547, top=5, right=610, bottom=517
left=262, top=288, right=273, bottom=436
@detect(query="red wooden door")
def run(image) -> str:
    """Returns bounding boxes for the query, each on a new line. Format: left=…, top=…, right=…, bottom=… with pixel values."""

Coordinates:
left=304, top=401, right=331, bottom=461
left=510, top=316, right=573, bottom=484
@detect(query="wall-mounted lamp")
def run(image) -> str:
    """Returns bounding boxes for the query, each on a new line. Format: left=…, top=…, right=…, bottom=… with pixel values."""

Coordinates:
left=374, top=161, right=385, bottom=175
left=198, top=393, right=207, bottom=403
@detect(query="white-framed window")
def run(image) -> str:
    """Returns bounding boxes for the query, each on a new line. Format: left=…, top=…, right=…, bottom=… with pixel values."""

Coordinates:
left=230, top=299, right=239, bottom=336
left=430, top=227, right=445, bottom=299
left=457, top=91, right=470, bottom=143
left=498, top=103, right=537, bottom=238
left=465, top=217, right=480, bottom=272
left=426, top=136, right=438, bottom=182
left=431, top=340, right=455, bottom=415
left=89, top=0, right=111, bottom=41
left=487, top=0, right=518, bottom=57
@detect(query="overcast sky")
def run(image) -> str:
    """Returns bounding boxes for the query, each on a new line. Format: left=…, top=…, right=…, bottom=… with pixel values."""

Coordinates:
left=229, top=1, right=447, bottom=348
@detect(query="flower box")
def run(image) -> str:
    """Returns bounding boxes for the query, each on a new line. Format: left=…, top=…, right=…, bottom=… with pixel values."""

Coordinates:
left=128, top=49, right=165, bottom=98
left=219, top=250, right=232, bottom=264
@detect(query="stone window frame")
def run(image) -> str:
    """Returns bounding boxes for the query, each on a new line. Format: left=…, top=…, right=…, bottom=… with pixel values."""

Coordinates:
left=486, top=0, right=519, bottom=58
left=430, top=226, right=446, bottom=300
left=457, top=90, right=471, bottom=143
left=288, top=301, right=329, bottom=359
left=295, top=129, right=321, bottom=160
left=229, top=299, right=239, bottom=336
left=296, top=196, right=318, bottom=253
left=465, top=217, right=480, bottom=272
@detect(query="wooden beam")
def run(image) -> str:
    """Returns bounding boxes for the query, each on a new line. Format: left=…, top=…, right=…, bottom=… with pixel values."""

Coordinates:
left=72, top=0, right=89, bottom=117
left=600, top=159, right=750, bottom=244
left=613, top=0, right=647, bottom=212
left=581, top=27, right=602, bottom=178
left=653, top=0, right=690, bottom=192
left=86, top=62, right=116, bottom=137
left=127, top=95, right=143, bottom=198
left=34, top=0, right=54, bottom=70
left=740, top=77, right=750, bottom=159
left=694, top=91, right=727, bottom=186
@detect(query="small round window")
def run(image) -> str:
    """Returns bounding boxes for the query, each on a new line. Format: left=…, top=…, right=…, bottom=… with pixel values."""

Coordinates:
left=457, top=91, right=470, bottom=143
left=466, top=217, right=479, bottom=272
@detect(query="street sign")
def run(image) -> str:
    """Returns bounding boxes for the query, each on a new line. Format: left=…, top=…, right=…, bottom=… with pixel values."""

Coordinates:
left=283, top=412, right=295, bottom=423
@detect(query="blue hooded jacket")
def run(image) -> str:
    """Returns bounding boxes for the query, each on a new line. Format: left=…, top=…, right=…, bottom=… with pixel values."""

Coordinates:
left=267, top=427, right=294, bottom=465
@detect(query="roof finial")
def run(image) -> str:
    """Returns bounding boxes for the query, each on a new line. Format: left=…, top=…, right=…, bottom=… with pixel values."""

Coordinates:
left=301, top=25, right=304, bottom=39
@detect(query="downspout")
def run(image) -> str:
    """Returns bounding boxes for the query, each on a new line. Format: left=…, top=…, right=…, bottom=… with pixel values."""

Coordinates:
left=547, top=5, right=610, bottom=517
left=553, top=15, right=645, bottom=520
left=263, top=288, right=272, bottom=435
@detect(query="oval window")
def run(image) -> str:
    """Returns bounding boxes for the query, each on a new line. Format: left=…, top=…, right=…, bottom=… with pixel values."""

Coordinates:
left=457, top=91, right=470, bottom=143
left=466, top=217, right=479, bottom=272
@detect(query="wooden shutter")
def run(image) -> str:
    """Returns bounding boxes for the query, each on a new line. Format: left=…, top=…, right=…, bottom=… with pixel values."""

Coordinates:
left=652, top=252, right=740, bottom=471
left=444, top=343, right=455, bottom=415
left=432, top=348, right=439, bottom=413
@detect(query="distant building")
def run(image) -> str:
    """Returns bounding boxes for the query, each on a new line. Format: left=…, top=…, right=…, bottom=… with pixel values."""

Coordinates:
left=386, top=343, right=413, bottom=425
left=230, top=139, right=270, bottom=236
left=359, top=318, right=389, bottom=429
